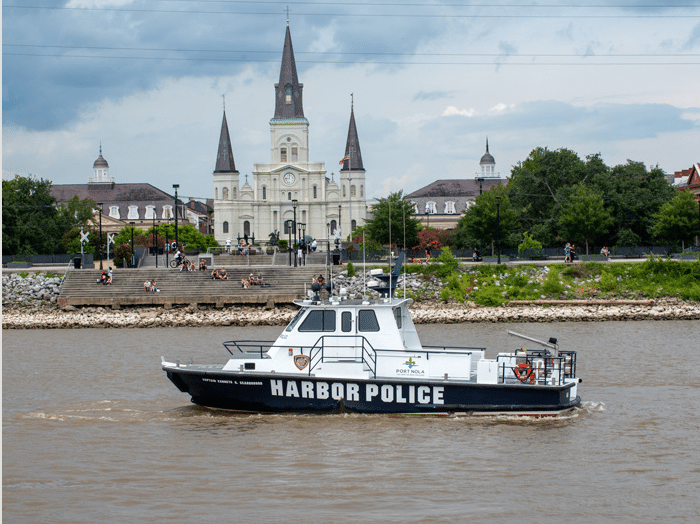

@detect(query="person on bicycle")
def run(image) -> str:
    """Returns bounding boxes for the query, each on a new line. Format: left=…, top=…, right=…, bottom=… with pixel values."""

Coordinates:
left=174, top=249, right=182, bottom=265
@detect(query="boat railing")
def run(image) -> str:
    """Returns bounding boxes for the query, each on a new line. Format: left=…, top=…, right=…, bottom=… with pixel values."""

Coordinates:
left=223, top=340, right=277, bottom=358
left=497, top=350, right=577, bottom=386
left=308, top=335, right=377, bottom=377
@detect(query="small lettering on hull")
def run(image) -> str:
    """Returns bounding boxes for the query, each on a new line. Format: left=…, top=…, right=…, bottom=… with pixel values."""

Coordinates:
left=270, top=380, right=444, bottom=405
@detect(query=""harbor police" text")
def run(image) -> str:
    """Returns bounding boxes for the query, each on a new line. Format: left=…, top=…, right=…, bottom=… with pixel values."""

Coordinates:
left=270, top=380, right=444, bottom=404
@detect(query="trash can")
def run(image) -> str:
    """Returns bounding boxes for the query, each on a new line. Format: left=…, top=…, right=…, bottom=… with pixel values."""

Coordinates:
left=73, top=256, right=82, bottom=269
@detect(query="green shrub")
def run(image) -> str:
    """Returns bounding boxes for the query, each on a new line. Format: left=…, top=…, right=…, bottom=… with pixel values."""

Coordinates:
left=542, top=267, right=565, bottom=295
left=346, top=260, right=357, bottom=278
left=473, top=286, right=507, bottom=306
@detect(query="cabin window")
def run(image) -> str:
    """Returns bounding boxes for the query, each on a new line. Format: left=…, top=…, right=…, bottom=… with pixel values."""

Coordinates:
left=341, top=312, right=352, bottom=332
left=393, top=307, right=402, bottom=329
left=285, top=307, right=307, bottom=332
left=299, top=310, right=336, bottom=332
left=358, top=310, right=380, bottom=332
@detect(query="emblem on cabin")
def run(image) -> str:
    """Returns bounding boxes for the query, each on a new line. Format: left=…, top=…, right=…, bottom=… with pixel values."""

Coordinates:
left=404, top=358, right=418, bottom=369
left=294, top=355, right=310, bottom=370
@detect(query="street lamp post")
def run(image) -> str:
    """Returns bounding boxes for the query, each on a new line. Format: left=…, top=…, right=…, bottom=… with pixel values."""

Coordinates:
left=97, top=202, right=103, bottom=270
left=165, top=218, right=171, bottom=268
left=130, top=221, right=135, bottom=267
left=153, top=209, right=158, bottom=268
left=495, top=196, right=501, bottom=265
left=292, top=199, right=298, bottom=267
left=173, top=184, right=179, bottom=249
left=327, top=222, right=331, bottom=266
left=286, top=220, right=293, bottom=266
left=298, top=222, right=305, bottom=266
left=302, top=223, right=307, bottom=265
left=338, top=204, right=342, bottom=240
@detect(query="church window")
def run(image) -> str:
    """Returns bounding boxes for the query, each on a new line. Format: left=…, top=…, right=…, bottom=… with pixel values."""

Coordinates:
left=330, top=220, right=337, bottom=235
left=445, top=201, right=456, bottom=214
left=288, top=192, right=292, bottom=201
left=244, top=221, right=250, bottom=237
left=262, top=186, right=267, bottom=200
left=351, top=220, right=357, bottom=231
left=360, top=185, right=364, bottom=197
left=162, top=205, right=174, bottom=219
left=128, top=206, right=139, bottom=220
left=223, top=221, right=229, bottom=234
left=273, top=211, right=278, bottom=230
left=109, top=206, right=120, bottom=219
left=285, top=84, right=292, bottom=104
left=145, top=205, right=156, bottom=219
left=351, top=185, right=356, bottom=197
left=215, top=187, right=218, bottom=200
left=233, top=187, right=237, bottom=199
left=313, top=185, right=317, bottom=199
left=223, top=187, right=229, bottom=200
left=291, top=147, right=298, bottom=162
left=280, top=147, right=287, bottom=163
left=425, top=202, right=437, bottom=214
left=343, top=185, right=346, bottom=197
left=284, top=220, right=292, bottom=234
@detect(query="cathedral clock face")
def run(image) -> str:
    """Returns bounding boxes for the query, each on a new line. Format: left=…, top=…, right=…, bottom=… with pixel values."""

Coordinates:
left=283, top=172, right=296, bottom=185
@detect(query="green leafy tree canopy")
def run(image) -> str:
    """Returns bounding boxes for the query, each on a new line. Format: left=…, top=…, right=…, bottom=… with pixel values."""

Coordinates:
left=365, top=191, right=420, bottom=248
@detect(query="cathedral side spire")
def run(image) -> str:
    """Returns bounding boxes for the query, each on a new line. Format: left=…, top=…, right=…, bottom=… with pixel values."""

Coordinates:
left=340, top=102, right=364, bottom=171
left=274, top=25, right=304, bottom=119
left=214, top=110, right=238, bottom=173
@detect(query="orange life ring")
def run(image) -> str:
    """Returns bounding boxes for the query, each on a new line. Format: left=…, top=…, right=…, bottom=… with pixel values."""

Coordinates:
left=513, top=362, right=534, bottom=383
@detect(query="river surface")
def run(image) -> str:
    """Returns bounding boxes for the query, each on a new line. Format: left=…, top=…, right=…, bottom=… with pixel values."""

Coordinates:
left=3, top=321, right=699, bottom=523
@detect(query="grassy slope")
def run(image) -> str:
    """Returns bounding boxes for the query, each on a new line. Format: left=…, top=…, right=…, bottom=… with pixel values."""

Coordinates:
left=395, top=258, right=700, bottom=306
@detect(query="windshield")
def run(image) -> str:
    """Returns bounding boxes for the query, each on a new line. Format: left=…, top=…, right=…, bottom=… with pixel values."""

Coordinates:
left=285, top=307, right=307, bottom=332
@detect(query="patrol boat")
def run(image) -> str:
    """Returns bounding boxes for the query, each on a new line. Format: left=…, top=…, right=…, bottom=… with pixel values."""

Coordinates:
left=162, top=253, right=581, bottom=416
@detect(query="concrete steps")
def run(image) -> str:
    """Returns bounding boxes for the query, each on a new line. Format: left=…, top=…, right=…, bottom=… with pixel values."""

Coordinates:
left=59, top=266, right=325, bottom=307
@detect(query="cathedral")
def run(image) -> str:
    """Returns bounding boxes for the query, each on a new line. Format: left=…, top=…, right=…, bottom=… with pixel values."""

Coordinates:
left=213, top=23, right=367, bottom=245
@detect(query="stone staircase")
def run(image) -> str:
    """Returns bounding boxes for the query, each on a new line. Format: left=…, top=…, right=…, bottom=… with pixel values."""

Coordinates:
left=58, top=266, right=325, bottom=308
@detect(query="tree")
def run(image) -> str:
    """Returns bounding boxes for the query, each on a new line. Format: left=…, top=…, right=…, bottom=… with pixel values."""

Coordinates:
left=590, top=160, right=675, bottom=245
left=452, top=185, right=516, bottom=252
left=651, top=190, right=700, bottom=247
left=2, top=175, right=67, bottom=255
left=417, top=228, right=453, bottom=250
left=558, top=184, right=613, bottom=254
left=507, top=148, right=604, bottom=244
left=365, top=191, right=420, bottom=248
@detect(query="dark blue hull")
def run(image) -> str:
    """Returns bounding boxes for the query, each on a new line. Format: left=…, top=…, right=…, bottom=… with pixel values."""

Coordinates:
left=165, top=368, right=580, bottom=415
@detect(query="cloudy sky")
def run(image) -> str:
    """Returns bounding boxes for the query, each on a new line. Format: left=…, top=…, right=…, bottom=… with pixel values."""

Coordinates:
left=3, top=1, right=699, bottom=203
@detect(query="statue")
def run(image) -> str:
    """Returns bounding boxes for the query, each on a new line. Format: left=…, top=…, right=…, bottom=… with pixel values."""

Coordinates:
left=267, top=230, right=280, bottom=246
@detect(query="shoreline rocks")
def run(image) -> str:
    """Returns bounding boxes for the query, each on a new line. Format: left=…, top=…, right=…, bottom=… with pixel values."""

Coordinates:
left=3, top=270, right=700, bottom=329
left=3, top=299, right=699, bottom=329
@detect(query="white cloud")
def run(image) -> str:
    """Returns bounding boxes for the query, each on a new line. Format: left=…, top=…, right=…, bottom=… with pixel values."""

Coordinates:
left=442, top=106, right=474, bottom=117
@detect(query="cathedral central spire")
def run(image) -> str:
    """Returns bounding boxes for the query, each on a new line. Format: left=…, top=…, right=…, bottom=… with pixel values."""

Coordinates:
left=274, top=25, right=304, bottom=119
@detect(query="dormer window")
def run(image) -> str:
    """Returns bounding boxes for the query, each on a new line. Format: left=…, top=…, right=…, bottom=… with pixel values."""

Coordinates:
left=128, top=206, right=139, bottom=220
left=109, top=206, right=120, bottom=219
left=425, top=202, right=437, bottom=214
left=145, top=205, right=156, bottom=219
left=162, top=205, right=173, bottom=219
left=445, top=201, right=456, bottom=214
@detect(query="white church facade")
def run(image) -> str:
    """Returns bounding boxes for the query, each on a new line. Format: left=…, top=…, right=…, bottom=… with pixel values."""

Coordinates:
left=213, top=24, right=367, bottom=245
